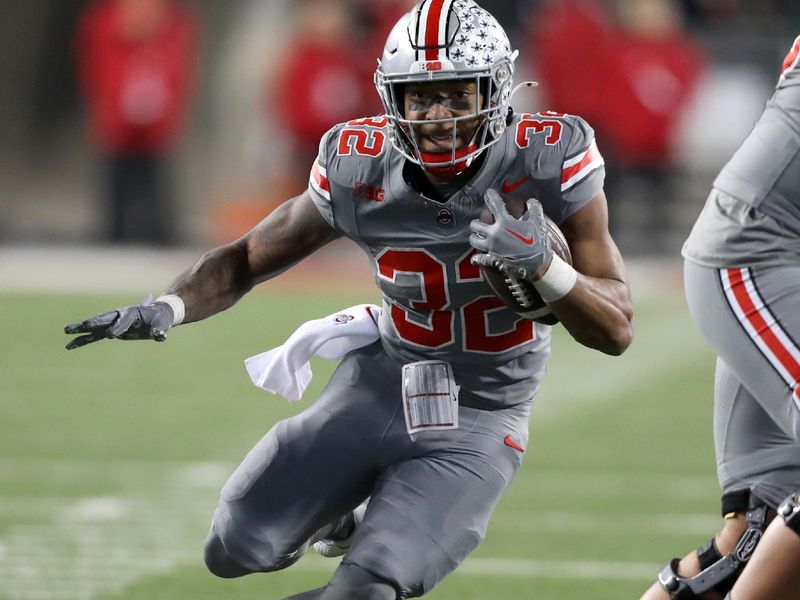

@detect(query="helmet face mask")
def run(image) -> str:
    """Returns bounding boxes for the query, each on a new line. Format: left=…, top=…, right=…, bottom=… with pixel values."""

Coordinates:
left=375, top=0, right=517, bottom=175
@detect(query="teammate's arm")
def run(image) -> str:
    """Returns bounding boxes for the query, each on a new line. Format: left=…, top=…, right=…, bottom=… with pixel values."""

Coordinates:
left=548, top=190, right=633, bottom=355
left=64, top=191, right=340, bottom=349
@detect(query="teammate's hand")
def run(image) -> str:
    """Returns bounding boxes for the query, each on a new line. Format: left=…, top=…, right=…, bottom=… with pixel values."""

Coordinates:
left=64, top=296, right=175, bottom=351
left=469, top=189, right=553, bottom=280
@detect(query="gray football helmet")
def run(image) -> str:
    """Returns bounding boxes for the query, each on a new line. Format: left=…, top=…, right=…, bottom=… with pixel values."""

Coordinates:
left=374, top=0, right=518, bottom=174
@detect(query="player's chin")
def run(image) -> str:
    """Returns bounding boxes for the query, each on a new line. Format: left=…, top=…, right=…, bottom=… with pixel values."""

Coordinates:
left=419, top=135, right=456, bottom=152
left=419, top=136, right=465, bottom=154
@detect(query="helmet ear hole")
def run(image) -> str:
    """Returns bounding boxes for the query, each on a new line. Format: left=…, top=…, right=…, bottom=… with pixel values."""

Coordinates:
left=392, top=83, right=406, bottom=118
left=478, top=79, right=490, bottom=111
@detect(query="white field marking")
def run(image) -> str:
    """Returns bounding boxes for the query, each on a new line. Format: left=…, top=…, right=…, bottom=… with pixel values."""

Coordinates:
left=0, top=246, right=207, bottom=294
left=0, top=458, right=234, bottom=484
left=289, top=554, right=660, bottom=581
left=0, top=461, right=219, bottom=600
left=510, top=469, right=717, bottom=503
left=534, top=304, right=712, bottom=426
left=2, top=252, right=692, bottom=596
left=0, top=243, right=374, bottom=295
left=0, top=245, right=678, bottom=298
left=492, top=511, right=719, bottom=536
left=0, top=460, right=688, bottom=599
left=457, top=558, right=659, bottom=581
left=0, top=462, right=716, bottom=505
left=65, top=497, right=130, bottom=522
left=172, top=461, right=233, bottom=488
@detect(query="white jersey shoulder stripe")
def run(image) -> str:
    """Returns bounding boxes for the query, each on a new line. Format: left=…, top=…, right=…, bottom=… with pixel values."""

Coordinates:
left=561, top=141, right=604, bottom=192
left=309, top=159, right=331, bottom=202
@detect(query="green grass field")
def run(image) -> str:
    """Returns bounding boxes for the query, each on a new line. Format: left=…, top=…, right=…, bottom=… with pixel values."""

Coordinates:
left=0, top=272, right=721, bottom=600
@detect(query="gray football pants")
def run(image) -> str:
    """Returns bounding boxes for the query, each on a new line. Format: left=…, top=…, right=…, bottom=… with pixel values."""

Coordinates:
left=684, top=260, right=800, bottom=507
left=208, top=341, right=530, bottom=597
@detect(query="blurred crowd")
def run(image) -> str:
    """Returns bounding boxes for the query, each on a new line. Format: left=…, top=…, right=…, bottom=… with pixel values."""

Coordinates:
left=0, top=0, right=797, bottom=254
left=75, top=0, right=199, bottom=245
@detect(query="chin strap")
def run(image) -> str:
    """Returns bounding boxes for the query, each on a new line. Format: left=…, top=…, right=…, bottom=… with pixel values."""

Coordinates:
left=418, top=144, right=479, bottom=177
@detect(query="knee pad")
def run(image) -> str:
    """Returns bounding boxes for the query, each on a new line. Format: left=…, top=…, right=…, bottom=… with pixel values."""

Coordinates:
left=657, top=490, right=768, bottom=599
left=324, top=562, right=400, bottom=600
left=778, top=491, right=800, bottom=537
left=204, top=533, right=252, bottom=579
left=204, top=530, right=306, bottom=577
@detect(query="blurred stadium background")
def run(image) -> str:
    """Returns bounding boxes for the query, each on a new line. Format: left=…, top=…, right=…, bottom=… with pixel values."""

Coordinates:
left=1, top=0, right=798, bottom=598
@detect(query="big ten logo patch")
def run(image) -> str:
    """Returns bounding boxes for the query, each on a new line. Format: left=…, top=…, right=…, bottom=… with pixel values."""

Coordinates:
left=353, top=181, right=385, bottom=202
left=419, top=60, right=443, bottom=71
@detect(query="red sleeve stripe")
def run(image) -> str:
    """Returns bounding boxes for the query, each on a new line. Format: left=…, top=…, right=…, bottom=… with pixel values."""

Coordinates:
left=721, top=267, right=800, bottom=409
left=309, top=159, right=331, bottom=201
left=561, top=141, right=604, bottom=192
left=781, top=34, right=800, bottom=80
left=417, top=0, right=451, bottom=61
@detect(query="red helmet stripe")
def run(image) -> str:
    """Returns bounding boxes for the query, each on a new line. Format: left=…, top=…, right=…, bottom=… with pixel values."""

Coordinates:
left=423, top=0, right=448, bottom=60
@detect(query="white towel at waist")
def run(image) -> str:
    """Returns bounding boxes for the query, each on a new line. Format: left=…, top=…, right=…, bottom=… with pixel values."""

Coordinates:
left=244, top=304, right=381, bottom=402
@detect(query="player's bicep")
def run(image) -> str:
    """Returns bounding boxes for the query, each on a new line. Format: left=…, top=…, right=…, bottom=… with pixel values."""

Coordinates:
left=559, top=190, right=627, bottom=285
left=242, top=190, right=340, bottom=282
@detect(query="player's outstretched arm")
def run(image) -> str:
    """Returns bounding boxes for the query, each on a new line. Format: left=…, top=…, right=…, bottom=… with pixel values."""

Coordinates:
left=162, top=191, right=339, bottom=322
left=547, top=191, right=633, bottom=355
left=65, top=191, right=339, bottom=350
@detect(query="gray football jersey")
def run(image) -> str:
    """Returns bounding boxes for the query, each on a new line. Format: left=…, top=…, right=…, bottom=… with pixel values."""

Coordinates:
left=309, top=112, right=604, bottom=408
left=684, top=34, right=800, bottom=266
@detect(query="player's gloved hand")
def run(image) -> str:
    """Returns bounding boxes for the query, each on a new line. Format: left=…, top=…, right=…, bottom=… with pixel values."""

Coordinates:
left=64, top=295, right=175, bottom=350
left=469, top=189, right=553, bottom=281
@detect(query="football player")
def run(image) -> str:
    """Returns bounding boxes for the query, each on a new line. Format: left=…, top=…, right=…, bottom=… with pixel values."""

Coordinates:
left=641, top=34, right=800, bottom=600
left=64, top=1, right=633, bottom=598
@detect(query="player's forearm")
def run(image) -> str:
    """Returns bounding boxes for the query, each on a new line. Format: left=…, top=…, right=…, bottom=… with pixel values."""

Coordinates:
left=160, top=241, right=259, bottom=324
left=159, top=193, right=339, bottom=325
left=549, top=275, right=634, bottom=355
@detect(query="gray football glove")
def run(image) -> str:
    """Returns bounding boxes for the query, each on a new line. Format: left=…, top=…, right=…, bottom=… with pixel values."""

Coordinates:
left=64, top=295, right=174, bottom=351
left=469, top=189, right=553, bottom=280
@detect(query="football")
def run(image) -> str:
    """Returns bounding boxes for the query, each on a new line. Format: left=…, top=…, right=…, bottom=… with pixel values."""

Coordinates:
left=478, top=194, right=572, bottom=325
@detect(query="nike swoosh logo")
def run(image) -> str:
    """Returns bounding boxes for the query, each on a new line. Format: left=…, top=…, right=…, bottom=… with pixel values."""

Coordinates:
left=501, top=175, right=530, bottom=193
left=504, top=227, right=535, bottom=245
left=504, top=435, right=525, bottom=453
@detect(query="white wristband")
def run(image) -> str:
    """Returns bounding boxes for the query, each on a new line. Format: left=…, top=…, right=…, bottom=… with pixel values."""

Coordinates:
left=154, top=294, right=185, bottom=326
left=532, top=254, right=578, bottom=303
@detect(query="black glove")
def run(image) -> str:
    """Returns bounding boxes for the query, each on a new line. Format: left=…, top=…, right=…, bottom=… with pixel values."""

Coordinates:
left=64, top=295, right=175, bottom=351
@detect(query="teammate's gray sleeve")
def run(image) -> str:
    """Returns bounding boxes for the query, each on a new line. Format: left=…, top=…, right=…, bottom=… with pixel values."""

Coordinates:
left=712, top=34, right=800, bottom=209
left=776, top=34, right=800, bottom=98
left=685, top=33, right=800, bottom=267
